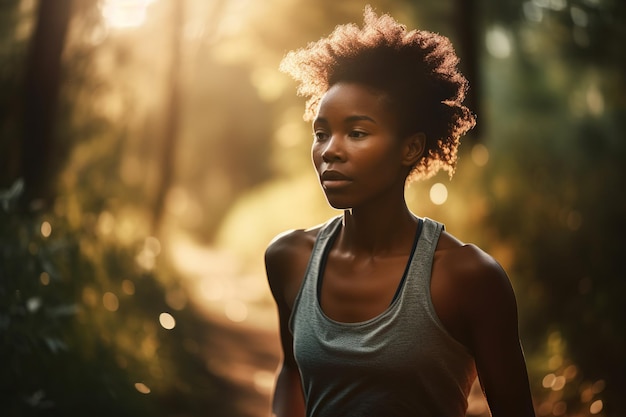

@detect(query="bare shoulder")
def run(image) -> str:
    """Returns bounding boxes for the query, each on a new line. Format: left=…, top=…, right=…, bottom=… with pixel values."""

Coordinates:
left=431, top=230, right=518, bottom=350
left=434, top=230, right=513, bottom=297
left=265, top=225, right=323, bottom=310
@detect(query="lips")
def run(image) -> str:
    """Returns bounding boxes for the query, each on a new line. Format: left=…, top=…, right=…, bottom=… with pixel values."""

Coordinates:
left=320, top=170, right=352, bottom=189
left=321, top=170, right=351, bottom=181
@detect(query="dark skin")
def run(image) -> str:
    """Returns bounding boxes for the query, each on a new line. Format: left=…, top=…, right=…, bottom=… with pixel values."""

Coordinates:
left=265, top=82, right=535, bottom=417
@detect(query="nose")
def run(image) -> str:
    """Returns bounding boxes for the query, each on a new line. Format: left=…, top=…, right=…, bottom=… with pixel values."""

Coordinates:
left=321, top=135, right=345, bottom=163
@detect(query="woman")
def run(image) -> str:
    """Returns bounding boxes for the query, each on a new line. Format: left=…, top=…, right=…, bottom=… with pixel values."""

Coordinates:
left=265, top=6, right=535, bottom=417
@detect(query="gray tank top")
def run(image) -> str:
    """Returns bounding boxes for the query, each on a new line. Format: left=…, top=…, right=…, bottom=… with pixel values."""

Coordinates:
left=289, top=216, right=477, bottom=417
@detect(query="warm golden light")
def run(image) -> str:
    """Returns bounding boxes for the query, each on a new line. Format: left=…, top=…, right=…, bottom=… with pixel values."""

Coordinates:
left=122, top=279, right=136, bottom=295
left=471, top=143, right=489, bottom=167
left=103, top=292, right=120, bottom=312
left=134, top=382, right=151, bottom=394
left=429, top=183, right=448, bottom=205
left=551, top=375, right=566, bottom=391
left=145, top=236, right=161, bottom=256
left=159, top=312, right=176, bottom=330
left=590, top=399, right=603, bottom=414
left=552, top=401, right=566, bottom=416
left=40, top=221, right=52, bottom=238
left=97, top=211, right=115, bottom=236
left=40, top=272, right=50, bottom=286
left=224, top=300, right=248, bottom=322
left=542, top=373, right=556, bottom=389
left=165, top=288, right=187, bottom=310
left=101, top=0, right=156, bottom=29
left=253, top=370, right=275, bottom=394
left=592, top=380, right=606, bottom=394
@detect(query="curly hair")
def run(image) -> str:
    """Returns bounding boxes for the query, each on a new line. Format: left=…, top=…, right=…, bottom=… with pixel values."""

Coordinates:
left=279, top=5, right=476, bottom=181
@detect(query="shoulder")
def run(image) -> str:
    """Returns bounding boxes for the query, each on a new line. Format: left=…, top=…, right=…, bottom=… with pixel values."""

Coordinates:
left=434, top=230, right=512, bottom=297
left=264, top=224, right=324, bottom=309
left=431, top=230, right=518, bottom=350
left=264, top=227, right=319, bottom=273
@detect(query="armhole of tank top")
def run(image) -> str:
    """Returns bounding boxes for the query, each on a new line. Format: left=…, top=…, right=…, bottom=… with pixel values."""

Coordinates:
left=390, top=217, right=424, bottom=304
left=288, top=216, right=342, bottom=333
left=315, top=223, right=341, bottom=303
left=422, top=220, right=474, bottom=356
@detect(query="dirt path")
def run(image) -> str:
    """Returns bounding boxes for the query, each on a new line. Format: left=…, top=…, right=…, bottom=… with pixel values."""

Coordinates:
left=168, top=233, right=281, bottom=417
left=201, top=315, right=280, bottom=417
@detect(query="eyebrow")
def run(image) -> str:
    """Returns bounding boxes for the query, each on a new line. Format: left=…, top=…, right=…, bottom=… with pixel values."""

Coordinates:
left=313, top=115, right=377, bottom=125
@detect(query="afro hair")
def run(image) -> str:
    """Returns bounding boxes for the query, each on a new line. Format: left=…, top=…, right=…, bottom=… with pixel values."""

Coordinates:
left=279, top=5, right=476, bottom=181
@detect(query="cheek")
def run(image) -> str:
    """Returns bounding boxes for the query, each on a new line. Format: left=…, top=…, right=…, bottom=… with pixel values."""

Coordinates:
left=311, top=144, right=322, bottom=169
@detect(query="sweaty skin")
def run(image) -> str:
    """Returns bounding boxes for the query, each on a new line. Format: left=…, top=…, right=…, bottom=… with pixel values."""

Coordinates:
left=266, top=83, right=535, bottom=417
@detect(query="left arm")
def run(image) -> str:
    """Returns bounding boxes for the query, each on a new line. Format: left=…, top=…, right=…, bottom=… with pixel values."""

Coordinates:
left=463, top=249, right=535, bottom=417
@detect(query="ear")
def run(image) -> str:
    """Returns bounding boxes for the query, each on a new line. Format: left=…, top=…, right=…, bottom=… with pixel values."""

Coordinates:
left=401, top=132, right=426, bottom=167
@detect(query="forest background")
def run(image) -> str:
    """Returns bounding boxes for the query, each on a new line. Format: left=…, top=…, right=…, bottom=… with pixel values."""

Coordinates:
left=0, top=0, right=624, bottom=416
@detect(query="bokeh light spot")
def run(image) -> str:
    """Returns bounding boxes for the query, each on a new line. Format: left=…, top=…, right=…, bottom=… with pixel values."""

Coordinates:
left=580, top=385, right=594, bottom=403
left=103, top=292, right=120, bottom=312
left=552, top=401, right=566, bottom=416
left=590, top=400, right=603, bottom=414
left=429, top=183, right=448, bottom=205
left=542, top=373, right=556, bottom=388
left=134, top=382, right=151, bottom=394
left=40, top=272, right=50, bottom=286
left=551, top=375, right=566, bottom=391
left=592, top=380, right=605, bottom=394
left=486, top=26, right=512, bottom=59
left=26, top=297, right=42, bottom=313
left=122, top=279, right=136, bottom=295
left=563, top=365, right=578, bottom=381
left=159, top=312, right=176, bottom=330
left=40, top=221, right=52, bottom=238
left=471, top=143, right=489, bottom=167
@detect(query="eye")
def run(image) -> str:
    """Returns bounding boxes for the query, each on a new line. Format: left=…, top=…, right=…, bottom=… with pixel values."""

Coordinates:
left=348, top=130, right=367, bottom=139
left=313, top=130, right=329, bottom=141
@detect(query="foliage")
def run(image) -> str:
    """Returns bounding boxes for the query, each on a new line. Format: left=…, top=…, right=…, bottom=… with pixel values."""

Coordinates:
left=0, top=181, right=237, bottom=416
left=480, top=0, right=626, bottom=415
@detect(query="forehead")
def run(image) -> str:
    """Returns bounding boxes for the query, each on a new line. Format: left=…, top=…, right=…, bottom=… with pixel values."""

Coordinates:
left=315, top=82, right=394, bottom=123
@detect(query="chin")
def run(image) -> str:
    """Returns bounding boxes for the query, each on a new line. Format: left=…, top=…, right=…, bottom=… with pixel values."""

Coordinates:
left=324, top=196, right=354, bottom=210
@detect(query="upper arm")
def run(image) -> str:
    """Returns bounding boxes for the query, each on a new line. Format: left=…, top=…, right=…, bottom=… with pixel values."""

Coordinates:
left=265, top=229, right=314, bottom=364
left=461, top=249, right=535, bottom=416
left=265, top=235, right=298, bottom=365
left=265, top=232, right=310, bottom=416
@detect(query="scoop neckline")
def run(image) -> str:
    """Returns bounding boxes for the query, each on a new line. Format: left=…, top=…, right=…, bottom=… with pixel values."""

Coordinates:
left=314, top=217, right=424, bottom=327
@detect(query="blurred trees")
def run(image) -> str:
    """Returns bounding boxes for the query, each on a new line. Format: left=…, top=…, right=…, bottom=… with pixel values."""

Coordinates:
left=1, top=0, right=624, bottom=416
left=1, top=1, right=239, bottom=416
left=20, top=0, right=72, bottom=208
left=478, top=0, right=626, bottom=415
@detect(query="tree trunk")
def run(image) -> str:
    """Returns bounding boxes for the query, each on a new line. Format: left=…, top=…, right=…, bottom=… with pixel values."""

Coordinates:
left=20, top=0, right=72, bottom=210
left=454, top=0, right=481, bottom=138
left=152, top=0, right=184, bottom=233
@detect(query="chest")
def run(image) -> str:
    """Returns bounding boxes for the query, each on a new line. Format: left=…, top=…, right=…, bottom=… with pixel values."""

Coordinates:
left=319, top=253, right=409, bottom=323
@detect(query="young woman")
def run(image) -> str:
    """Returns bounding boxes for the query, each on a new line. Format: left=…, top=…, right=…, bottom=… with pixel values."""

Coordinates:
left=265, top=6, right=535, bottom=417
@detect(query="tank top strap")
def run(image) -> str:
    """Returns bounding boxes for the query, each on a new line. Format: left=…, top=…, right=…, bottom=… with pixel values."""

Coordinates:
left=289, top=216, right=342, bottom=333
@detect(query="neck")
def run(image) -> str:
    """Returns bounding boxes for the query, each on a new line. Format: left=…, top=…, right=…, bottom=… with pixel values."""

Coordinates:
left=339, top=200, right=418, bottom=256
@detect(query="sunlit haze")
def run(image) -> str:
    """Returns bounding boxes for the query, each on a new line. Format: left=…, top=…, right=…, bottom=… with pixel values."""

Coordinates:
left=101, top=0, right=156, bottom=29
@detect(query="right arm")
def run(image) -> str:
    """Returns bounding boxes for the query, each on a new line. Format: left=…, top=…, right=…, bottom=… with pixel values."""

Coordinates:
left=271, top=304, right=305, bottom=417
left=265, top=230, right=313, bottom=417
